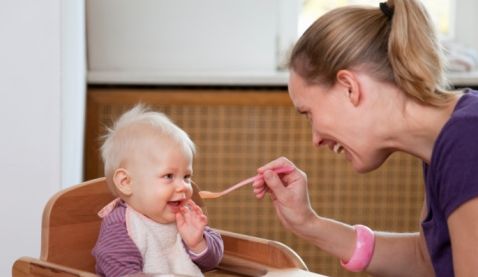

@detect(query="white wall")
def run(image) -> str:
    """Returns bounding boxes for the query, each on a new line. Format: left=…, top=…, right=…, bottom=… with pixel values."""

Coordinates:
left=87, top=0, right=477, bottom=86
left=0, top=0, right=85, bottom=275
left=61, top=0, right=86, bottom=188
left=454, top=0, right=478, bottom=51
left=87, top=0, right=277, bottom=73
left=86, top=0, right=298, bottom=85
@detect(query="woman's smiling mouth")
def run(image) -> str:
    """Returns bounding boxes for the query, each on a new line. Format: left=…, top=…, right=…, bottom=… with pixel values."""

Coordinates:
left=333, top=143, right=344, bottom=154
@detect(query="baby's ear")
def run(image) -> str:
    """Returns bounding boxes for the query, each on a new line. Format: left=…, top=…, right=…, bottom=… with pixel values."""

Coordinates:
left=113, top=168, right=133, bottom=196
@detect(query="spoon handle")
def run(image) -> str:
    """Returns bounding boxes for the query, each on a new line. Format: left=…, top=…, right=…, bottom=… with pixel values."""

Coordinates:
left=200, top=165, right=295, bottom=199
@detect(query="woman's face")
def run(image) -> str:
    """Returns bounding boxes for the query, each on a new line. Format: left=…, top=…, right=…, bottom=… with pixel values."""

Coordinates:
left=288, top=70, right=391, bottom=173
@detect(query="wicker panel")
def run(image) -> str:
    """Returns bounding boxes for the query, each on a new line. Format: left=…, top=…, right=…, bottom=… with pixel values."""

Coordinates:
left=85, top=87, right=424, bottom=277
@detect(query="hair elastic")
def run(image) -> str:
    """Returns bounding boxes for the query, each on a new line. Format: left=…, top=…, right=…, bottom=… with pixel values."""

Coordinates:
left=340, top=224, right=375, bottom=272
left=379, top=2, right=394, bottom=20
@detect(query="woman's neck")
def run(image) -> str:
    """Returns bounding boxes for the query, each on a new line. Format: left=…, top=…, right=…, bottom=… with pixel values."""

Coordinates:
left=390, top=93, right=462, bottom=163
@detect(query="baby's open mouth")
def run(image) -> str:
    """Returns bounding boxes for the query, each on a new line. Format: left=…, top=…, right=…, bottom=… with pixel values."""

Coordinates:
left=167, top=200, right=183, bottom=206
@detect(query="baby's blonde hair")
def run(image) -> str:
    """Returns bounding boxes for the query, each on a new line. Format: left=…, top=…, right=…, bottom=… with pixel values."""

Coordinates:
left=100, top=104, right=196, bottom=195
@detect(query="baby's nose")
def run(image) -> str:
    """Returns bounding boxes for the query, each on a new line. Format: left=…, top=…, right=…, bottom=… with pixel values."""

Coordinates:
left=176, top=179, right=192, bottom=192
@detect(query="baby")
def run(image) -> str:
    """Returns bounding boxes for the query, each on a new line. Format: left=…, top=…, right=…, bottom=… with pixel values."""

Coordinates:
left=92, top=105, right=224, bottom=277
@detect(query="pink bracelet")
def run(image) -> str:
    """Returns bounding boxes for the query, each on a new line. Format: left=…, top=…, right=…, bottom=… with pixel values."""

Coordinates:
left=340, top=224, right=375, bottom=272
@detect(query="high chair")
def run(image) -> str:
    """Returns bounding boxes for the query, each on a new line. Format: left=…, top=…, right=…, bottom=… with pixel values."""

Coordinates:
left=11, top=177, right=323, bottom=277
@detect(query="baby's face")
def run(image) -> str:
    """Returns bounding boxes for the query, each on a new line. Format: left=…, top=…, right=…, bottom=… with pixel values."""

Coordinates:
left=126, top=136, right=194, bottom=224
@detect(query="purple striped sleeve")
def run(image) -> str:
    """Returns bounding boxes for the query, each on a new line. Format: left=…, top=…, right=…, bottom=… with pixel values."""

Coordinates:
left=92, top=203, right=143, bottom=277
left=188, top=227, right=224, bottom=271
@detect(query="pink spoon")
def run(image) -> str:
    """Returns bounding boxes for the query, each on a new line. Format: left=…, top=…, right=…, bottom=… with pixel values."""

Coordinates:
left=199, top=166, right=294, bottom=199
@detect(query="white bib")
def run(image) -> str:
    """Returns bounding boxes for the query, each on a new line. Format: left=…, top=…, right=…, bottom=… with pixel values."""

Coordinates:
left=125, top=206, right=203, bottom=277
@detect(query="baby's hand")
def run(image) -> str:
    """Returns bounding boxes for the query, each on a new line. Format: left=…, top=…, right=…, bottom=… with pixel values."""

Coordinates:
left=176, top=199, right=208, bottom=253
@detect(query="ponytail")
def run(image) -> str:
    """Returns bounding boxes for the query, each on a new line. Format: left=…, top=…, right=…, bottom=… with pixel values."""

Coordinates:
left=289, top=0, right=453, bottom=106
left=387, top=0, right=451, bottom=105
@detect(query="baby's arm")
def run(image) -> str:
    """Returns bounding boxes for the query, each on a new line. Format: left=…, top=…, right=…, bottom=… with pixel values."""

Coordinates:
left=189, top=227, right=224, bottom=271
left=176, top=200, right=224, bottom=270
left=93, top=218, right=143, bottom=277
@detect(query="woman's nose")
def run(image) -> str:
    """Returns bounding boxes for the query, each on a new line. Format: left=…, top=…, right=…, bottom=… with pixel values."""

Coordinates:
left=312, top=132, right=322, bottom=148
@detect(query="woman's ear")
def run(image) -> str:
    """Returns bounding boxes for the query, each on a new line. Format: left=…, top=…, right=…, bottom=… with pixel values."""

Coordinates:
left=113, top=168, right=133, bottom=196
left=336, top=70, right=361, bottom=106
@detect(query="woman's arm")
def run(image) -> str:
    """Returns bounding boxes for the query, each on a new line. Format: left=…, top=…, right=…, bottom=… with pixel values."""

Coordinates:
left=448, top=197, right=478, bottom=277
left=299, top=215, right=433, bottom=277
left=365, top=200, right=434, bottom=277
left=367, top=230, right=433, bottom=276
left=254, top=157, right=434, bottom=277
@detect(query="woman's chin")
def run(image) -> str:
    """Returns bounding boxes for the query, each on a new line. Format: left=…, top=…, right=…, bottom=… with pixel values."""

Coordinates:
left=350, top=150, right=390, bottom=173
left=351, top=160, right=381, bottom=173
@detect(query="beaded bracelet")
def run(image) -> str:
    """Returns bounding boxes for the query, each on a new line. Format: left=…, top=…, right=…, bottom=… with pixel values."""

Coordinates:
left=340, top=224, right=375, bottom=272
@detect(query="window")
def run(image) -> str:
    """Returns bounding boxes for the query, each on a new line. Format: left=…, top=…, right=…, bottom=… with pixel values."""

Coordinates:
left=295, top=0, right=478, bottom=75
left=86, top=0, right=475, bottom=84
left=298, top=0, right=454, bottom=39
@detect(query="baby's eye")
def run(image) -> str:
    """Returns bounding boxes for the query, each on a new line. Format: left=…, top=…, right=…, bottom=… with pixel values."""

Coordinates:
left=163, top=173, right=174, bottom=180
left=184, top=175, right=192, bottom=183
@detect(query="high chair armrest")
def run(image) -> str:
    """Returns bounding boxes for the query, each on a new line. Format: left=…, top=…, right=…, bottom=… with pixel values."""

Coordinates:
left=216, top=229, right=308, bottom=271
left=12, top=256, right=99, bottom=277
left=13, top=231, right=317, bottom=277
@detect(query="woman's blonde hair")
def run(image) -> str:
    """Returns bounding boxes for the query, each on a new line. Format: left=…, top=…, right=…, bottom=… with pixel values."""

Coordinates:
left=100, top=104, right=196, bottom=195
left=289, top=0, right=452, bottom=106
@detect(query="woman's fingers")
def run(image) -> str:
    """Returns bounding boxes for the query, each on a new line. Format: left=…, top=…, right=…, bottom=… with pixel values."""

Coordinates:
left=257, top=157, right=294, bottom=174
left=261, top=170, right=288, bottom=200
left=252, top=178, right=266, bottom=198
left=254, top=187, right=269, bottom=199
left=253, top=157, right=296, bottom=199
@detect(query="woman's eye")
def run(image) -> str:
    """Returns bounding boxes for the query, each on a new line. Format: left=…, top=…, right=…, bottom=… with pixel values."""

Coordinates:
left=299, top=110, right=311, bottom=122
left=305, top=113, right=312, bottom=124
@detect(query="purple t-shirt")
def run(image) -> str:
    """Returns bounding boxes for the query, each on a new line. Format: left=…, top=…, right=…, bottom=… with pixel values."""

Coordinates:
left=422, top=89, right=478, bottom=276
left=92, top=201, right=224, bottom=277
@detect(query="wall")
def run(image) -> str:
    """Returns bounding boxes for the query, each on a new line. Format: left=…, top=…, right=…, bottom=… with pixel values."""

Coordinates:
left=0, top=0, right=85, bottom=275
left=454, top=0, right=478, bottom=51
left=86, top=0, right=298, bottom=85
left=61, top=0, right=86, bottom=188
left=86, top=0, right=476, bottom=86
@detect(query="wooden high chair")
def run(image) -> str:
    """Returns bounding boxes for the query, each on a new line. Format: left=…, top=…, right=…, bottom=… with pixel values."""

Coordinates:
left=11, top=177, right=319, bottom=277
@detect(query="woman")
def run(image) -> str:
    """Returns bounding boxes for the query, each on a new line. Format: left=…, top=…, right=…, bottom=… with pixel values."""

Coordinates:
left=252, top=1, right=478, bottom=276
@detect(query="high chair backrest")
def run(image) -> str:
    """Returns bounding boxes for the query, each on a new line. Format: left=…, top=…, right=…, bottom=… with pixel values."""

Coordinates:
left=40, top=177, right=205, bottom=273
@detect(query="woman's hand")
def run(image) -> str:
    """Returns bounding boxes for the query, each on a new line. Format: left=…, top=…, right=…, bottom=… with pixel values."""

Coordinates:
left=176, top=199, right=208, bottom=254
left=252, top=157, right=318, bottom=235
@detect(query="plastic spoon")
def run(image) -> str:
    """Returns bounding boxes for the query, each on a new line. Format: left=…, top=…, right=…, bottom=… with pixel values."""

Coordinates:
left=199, top=166, right=294, bottom=199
